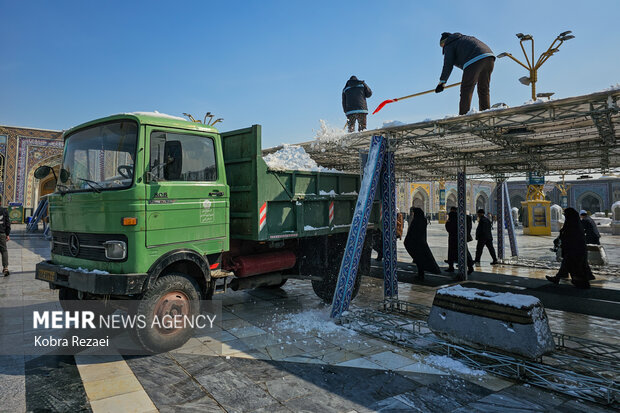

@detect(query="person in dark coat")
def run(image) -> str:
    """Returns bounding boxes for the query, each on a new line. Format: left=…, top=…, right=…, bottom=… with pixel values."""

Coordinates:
left=475, top=209, right=498, bottom=265
left=546, top=208, right=594, bottom=289
left=404, top=207, right=440, bottom=280
left=342, top=76, right=372, bottom=132
left=445, top=208, right=474, bottom=276
left=435, top=32, right=495, bottom=115
left=580, top=210, right=601, bottom=245
left=0, top=206, right=11, bottom=276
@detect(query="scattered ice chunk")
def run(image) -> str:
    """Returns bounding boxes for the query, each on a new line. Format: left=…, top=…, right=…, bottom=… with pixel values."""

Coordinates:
left=382, top=120, right=406, bottom=127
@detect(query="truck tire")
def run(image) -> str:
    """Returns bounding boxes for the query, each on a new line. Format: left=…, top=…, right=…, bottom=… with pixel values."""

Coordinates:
left=58, top=287, right=115, bottom=316
left=311, top=235, right=362, bottom=303
left=130, top=273, right=201, bottom=353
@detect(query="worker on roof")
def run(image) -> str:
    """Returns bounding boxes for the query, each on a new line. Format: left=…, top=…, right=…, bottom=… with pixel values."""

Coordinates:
left=435, top=32, right=495, bottom=115
left=342, top=76, right=372, bottom=132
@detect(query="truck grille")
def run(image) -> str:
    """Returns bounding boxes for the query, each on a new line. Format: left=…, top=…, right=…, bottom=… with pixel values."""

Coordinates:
left=51, top=231, right=128, bottom=262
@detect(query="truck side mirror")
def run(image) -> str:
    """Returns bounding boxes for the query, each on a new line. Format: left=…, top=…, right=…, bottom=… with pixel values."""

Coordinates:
left=34, top=166, right=52, bottom=180
left=59, top=169, right=70, bottom=183
left=164, top=140, right=183, bottom=180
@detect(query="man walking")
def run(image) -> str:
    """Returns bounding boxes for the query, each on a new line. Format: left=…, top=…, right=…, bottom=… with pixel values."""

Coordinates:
left=580, top=210, right=601, bottom=245
left=0, top=206, right=10, bottom=276
left=342, top=75, right=372, bottom=132
left=435, top=32, right=495, bottom=115
left=475, top=209, right=498, bottom=265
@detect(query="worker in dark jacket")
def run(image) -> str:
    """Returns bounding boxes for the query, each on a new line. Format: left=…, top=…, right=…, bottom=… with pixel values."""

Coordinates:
left=580, top=210, right=601, bottom=245
left=435, top=32, right=495, bottom=115
left=474, top=209, right=498, bottom=265
left=342, top=76, right=372, bottom=132
left=0, top=207, right=10, bottom=276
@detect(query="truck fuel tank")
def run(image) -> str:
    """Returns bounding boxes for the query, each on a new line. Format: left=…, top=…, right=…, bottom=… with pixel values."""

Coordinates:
left=228, top=250, right=296, bottom=278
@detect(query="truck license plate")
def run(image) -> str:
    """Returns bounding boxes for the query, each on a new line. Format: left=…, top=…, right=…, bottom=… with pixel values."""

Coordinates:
left=38, top=269, right=56, bottom=282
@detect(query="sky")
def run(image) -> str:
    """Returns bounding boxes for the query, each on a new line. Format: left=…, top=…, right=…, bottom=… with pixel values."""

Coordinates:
left=1, top=0, right=619, bottom=150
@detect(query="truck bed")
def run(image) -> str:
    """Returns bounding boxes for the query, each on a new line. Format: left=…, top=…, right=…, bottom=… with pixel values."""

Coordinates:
left=222, top=125, right=377, bottom=241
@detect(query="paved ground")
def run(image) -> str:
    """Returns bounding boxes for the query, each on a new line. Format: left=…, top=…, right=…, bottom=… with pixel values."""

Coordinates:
left=0, top=224, right=618, bottom=412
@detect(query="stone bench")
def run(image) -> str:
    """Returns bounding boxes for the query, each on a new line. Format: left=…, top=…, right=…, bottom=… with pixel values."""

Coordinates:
left=428, top=285, right=555, bottom=359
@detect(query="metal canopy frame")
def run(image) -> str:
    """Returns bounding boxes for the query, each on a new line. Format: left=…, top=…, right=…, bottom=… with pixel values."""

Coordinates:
left=301, top=90, right=620, bottom=180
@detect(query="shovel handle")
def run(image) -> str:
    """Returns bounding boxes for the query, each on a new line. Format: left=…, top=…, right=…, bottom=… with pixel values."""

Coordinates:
left=395, top=82, right=461, bottom=101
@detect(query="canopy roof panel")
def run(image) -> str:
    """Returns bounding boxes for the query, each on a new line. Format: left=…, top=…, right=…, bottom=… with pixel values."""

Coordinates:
left=299, top=89, right=620, bottom=180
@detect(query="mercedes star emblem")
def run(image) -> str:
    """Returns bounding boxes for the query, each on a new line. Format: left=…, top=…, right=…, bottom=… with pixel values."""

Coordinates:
left=68, top=234, right=80, bottom=257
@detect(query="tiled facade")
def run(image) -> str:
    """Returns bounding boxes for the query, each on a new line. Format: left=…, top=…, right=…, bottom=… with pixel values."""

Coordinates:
left=0, top=125, right=63, bottom=209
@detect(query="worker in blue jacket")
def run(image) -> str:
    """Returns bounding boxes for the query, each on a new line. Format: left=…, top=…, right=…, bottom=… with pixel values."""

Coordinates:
left=435, top=32, right=495, bottom=115
left=342, top=76, right=372, bottom=132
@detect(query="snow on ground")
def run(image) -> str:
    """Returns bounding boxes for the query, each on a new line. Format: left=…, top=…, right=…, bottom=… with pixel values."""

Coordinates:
left=263, top=144, right=342, bottom=172
left=438, top=285, right=540, bottom=309
left=274, top=308, right=358, bottom=337
left=424, top=355, right=486, bottom=377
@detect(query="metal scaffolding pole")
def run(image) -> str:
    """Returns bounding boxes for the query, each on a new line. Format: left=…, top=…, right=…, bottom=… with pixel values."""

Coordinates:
left=381, top=147, right=398, bottom=298
left=496, top=178, right=505, bottom=260
left=457, top=166, right=468, bottom=279
left=503, top=182, right=519, bottom=257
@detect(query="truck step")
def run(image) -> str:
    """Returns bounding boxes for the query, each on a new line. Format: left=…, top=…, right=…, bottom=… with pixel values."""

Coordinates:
left=213, top=277, right=229, bottom=294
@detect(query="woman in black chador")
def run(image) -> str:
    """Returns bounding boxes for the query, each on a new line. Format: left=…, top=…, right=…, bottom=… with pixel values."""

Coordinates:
left=404, top=208, right=441, bottom=280
left=546, top=208, right=594, bottom=289
left=445, top=210, right=474, bottom=278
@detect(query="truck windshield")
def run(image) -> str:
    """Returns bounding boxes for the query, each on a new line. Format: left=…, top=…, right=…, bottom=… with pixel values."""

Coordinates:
left=60, top=120, right=138, bottom=192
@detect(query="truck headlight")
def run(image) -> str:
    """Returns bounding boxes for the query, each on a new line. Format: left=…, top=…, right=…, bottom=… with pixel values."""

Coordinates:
left=103, top=241, right=127, bottom=260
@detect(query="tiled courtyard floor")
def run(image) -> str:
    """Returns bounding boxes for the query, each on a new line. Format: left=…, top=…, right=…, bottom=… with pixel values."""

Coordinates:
left=1, top=224, right=618, bottom=412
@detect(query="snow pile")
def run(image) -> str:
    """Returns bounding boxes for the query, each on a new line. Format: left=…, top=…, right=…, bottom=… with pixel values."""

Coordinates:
left=601, top=83, right=620, bottom=92
left=437, top=285, right=540, bottom=309
left=311, top=120, right=350, bottom=151
left=276, top=309, right=357, bottom=337
left=263, top=144, right=342, bottom=173
left=128, top=111, right=187, bottom=121
left=61, top=266, right=109, bottom=275
left=425, top=355, right=486, bottom=377
left=382, top=120, right=406, bottom=128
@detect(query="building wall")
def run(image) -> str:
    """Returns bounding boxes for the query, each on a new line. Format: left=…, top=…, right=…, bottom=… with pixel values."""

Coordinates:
left=0, top=126, right=63, bottom=208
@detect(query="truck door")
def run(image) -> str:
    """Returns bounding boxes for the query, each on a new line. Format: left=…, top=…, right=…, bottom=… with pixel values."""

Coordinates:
left=145, top=127, right=228, bottom=251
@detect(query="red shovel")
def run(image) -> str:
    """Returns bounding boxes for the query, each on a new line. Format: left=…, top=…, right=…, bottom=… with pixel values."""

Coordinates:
left=372, top=82, right=461, bottom=114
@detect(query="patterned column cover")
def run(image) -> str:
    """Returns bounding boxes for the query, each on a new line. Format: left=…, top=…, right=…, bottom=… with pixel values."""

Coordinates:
left=503, top=182, right=519, bottom=257
left=330, top=135, right=386, bottom=318
left=381, top=150, right=397, bottom=298
left=496, top=179, right=505, bottom=260
left=457, top=170, right=467, bottom=279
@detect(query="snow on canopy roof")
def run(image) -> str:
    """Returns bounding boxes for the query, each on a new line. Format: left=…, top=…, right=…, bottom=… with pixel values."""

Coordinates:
left=437, top=285, right=540, bottom=309
left=301, top=89, right=620, bottom=180
left=128, top=111, right=187, bottom=121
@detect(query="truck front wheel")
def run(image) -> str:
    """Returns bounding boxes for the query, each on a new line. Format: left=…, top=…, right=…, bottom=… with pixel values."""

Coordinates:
left=131, top=273, right=201, bottom=353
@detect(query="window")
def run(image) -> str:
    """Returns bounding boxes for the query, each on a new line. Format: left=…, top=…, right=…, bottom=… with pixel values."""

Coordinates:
left=149, top=131, right=217, bottom=182
left=61, top=121, right=137, bottom=192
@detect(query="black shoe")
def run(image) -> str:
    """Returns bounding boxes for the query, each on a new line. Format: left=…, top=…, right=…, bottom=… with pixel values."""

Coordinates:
left=2, top=268, right=8, bottom=277
left=467, top=267, right=474, bottom=275
left=546, top=275, right=560, bottom=284
left=490, top=261, right=499, bottom=265
left=445, top=267, right=455, bottom=273
left=473, top=261, right=481, bottom=266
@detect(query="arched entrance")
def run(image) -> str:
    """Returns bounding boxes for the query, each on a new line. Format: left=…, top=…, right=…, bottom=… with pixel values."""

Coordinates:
left=411, top=188, right=429, bottom=213
left=446, top=191, right=457, bottom=210
left=475, top=192, right=489, bottom=212
left=578, top=192, right=602, bottom=213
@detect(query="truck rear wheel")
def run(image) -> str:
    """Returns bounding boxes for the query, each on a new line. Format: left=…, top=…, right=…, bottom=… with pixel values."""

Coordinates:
left=131, top=273, right=201, bottom=353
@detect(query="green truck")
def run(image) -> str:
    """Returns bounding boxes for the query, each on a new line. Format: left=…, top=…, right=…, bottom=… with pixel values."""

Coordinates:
left=35, top=113, right=377, bottom=352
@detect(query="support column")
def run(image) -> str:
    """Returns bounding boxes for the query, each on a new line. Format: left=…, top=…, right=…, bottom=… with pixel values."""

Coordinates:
left=331, top=135, right=386, bottom=318
left=457, top=167, right=467, bottom=280
left=381, top=149, right=398, bottom=298
left=496, top=179, right=505, bottom=260
left=503, top=182, right=519, bottom=257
